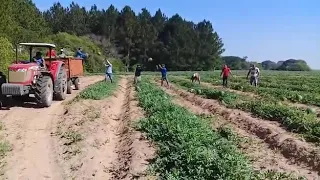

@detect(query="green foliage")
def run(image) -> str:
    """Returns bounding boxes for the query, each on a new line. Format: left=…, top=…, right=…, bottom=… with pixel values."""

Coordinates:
left=78, top=78, right=118, bottom=100
left=42, top=3, right=225, bottom=71
left=0, top=0, right=50, bottom=43
left=277, top=59, right=311, bottom=71
left=48, top=32, right=100, bottom=55
left=47, top=32, right=125, bottom=73
left=0, top=37, right=14, bottom=73
left=172, top=76, right=320, bottom=143
left=135, top=80, right=255, bottom=179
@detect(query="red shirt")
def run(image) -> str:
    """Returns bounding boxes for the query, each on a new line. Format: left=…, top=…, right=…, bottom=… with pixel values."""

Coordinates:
left=46, top=49, right=56, bottom=57
left=222, top=67, right=231, bottom=77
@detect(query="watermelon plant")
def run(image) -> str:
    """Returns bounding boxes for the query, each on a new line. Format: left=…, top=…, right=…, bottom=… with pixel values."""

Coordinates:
left=170, top=77, right=320, bottom=143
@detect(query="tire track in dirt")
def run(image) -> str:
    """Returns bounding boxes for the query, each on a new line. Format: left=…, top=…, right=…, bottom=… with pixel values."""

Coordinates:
left=159, top=80, right=320, bottom=178
left=55, top=77, right=154, bottom=179
left=0, top=75, right=104, bottom=180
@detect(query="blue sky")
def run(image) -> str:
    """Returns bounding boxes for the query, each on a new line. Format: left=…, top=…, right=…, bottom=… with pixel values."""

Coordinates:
left=34, top=0, right=320, bottom=69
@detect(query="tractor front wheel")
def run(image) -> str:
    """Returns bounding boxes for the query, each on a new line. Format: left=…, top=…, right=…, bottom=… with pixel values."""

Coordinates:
left=54, top=66, right=67, bottom=100
left=35, top=75, right=53, bottom=107
left=74, top=77, right=80, bottom=90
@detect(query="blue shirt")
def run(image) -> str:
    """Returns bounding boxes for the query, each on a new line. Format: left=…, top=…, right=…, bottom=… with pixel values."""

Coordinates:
left=161, top=67, right=167, bottom=76
left=75, top=50, right=87, bottom=59
left=34, top=57, right=44, bottom=66
left=106, top=64, right=112, bottom=74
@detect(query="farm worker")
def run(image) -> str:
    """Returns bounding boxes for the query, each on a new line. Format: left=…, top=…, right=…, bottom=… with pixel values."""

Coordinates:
left=134, top=64, right=143, bottom=84
left=75, top=47, right=88, bottom=59
left=45, top=48, right=56, bottom=58
left=157, top=64, right=169, bottom=87
left=220, top=65, right=232, bottom=87
left=33, top=52, right=45, bottom=67
left=247, top=64, right=260, bottom=87
left=104, top=60, right=113, bottom=83
left=191, top=72, right=200, bottom=84
left=58, top=48, right=66, bottom=58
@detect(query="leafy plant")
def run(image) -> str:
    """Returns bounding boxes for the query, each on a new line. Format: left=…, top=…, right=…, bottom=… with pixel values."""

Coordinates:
left=78, top=78, right=118, bottom=100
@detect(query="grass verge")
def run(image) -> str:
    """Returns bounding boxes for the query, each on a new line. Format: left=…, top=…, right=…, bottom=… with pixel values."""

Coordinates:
left=135, top=79, right=302, bottom=179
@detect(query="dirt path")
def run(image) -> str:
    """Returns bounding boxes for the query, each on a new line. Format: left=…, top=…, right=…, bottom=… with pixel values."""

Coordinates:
left=0, top=75, right=103, bottom=180
left=159, top=81, right=320, bottom=179
left=54, top=77, right=154, bottom=179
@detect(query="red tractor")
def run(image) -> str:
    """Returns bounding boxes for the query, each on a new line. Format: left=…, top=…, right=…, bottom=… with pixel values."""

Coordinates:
left=0, top=43, right=84, bottom=107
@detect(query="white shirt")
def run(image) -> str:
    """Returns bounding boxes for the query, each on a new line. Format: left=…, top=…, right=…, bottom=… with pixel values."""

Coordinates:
left=249, top=67, right=260, bottom=77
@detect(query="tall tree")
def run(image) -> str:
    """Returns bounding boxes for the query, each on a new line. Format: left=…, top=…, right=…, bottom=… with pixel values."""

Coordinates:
left=100, top=5, right=119, bottom=41
left=116, top=6, right=137, bottom=71
left=43, top=2, right=67, bottom=33
left=135, top=8, right=156, bottom=65
left=65, top=2, right=89, bottom=35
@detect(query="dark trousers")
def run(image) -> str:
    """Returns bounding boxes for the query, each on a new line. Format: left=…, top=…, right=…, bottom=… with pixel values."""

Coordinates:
left=222, top=76, right=228, bottom=87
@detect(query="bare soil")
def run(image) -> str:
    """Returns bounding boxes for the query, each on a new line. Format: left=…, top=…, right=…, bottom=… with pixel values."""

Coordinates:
left=53, top=77, right=155, bottom=179
left=0, top=76, right=103, bottom=180
left=160, top=81, right=320, bottom=179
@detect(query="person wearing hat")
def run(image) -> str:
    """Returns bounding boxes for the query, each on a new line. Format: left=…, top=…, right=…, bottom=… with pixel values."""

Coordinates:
left=58, top=48, right=66, bottom=58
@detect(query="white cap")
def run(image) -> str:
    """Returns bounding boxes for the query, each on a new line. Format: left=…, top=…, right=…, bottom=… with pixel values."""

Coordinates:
left=60, top=49, right=64, bottom=52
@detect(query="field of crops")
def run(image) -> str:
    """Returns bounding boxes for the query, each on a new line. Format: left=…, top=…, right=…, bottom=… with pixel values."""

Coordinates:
left=2, top=71, right=320, bottom=179
left=134, top=70, right=320, bottom=179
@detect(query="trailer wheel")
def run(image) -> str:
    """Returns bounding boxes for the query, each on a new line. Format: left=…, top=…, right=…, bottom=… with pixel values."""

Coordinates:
left=74, top=77, right=80, bottom=90
left=35, top=75, right=53, bottom=107
left=67, top=80, right=72, bottom=94
left=54, top=66, right=67, bottom=100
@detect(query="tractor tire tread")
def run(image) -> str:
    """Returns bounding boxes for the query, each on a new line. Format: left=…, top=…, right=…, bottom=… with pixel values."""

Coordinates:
left=35, top=75, right=53, bottom=107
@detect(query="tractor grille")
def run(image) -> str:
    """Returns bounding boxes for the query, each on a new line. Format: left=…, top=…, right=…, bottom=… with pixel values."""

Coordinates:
left=1, top=83, right=28, bottom=96
left=9, top=71, right=32, bottom=83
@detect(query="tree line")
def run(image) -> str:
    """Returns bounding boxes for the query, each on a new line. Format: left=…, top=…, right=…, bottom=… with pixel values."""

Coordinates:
left=0, top=0, right=310, bottom=72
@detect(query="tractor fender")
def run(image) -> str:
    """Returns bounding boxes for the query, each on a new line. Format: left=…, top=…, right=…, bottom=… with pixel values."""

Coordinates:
left=49, top=61, right=66, bottom=94
left=40, top=71, right=54, bottom=81
left=49, top=61, right=65, bottom=82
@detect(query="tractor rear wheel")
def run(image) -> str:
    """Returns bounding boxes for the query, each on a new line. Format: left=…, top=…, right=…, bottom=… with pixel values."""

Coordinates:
left=54, top=66, right=67, bottom=100
left=74, top=77, right=80, bottom=90
left=35, top=75, right=53, bottom=107
left=67, top=80, right=72, bottom=94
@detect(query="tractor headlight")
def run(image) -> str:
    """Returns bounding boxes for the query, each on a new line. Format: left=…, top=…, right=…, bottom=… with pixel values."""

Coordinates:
left=33, top=76, right=37, bottom=84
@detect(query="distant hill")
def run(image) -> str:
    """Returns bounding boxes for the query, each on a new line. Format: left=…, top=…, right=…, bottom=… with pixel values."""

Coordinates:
left=221, top=56, right=311, bottom=71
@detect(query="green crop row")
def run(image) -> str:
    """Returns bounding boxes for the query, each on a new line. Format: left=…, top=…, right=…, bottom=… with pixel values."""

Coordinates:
left=169, top=77, right=320, bottom=143
left=135, top=79, right=303, bottom=179
left=198, top=75, right=320, bottom=107
left=136, top=79, right=255, bottom=179
left=78, top=77, right=118, bottom=100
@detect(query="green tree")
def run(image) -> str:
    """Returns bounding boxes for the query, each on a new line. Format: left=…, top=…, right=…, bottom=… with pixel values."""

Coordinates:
left=65, top=2, right=89, bottom=35
left=100, top=5, right=119, bottom=41
left=43, top=2, right=67, bottom=33
left=116, top=6, right=137, bottom=71
left=135, top=8, right=156, bottom=65
left=0, top=37, right=14, bottom=74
